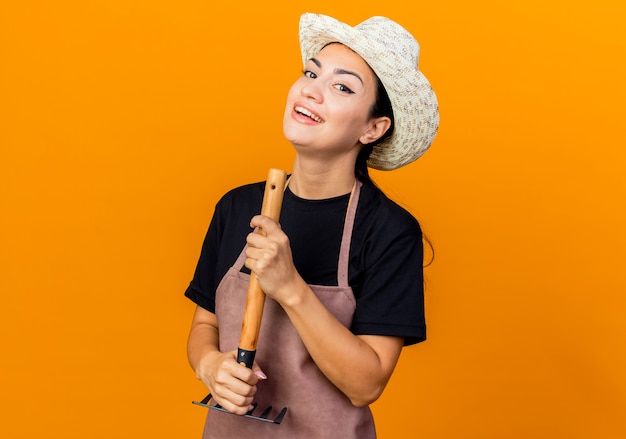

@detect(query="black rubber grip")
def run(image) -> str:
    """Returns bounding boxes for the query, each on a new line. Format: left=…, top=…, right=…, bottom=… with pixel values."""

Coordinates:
left=237, top=348, right=256, bottom=369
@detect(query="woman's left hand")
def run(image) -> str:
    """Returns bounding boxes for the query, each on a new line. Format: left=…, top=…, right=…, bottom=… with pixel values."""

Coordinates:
left=245, top=215, right=303, bottom=305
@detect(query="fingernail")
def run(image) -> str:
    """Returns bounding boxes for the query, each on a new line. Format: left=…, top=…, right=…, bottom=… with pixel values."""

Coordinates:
left=255, top=371, right=267, bottom=380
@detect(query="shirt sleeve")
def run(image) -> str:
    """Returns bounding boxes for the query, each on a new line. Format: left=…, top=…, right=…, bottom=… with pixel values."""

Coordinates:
left=184, top=182, right=265, bottom=313
left=350, top=197, right=426, bottom=346
left=183, top=204, right=224, bottom=313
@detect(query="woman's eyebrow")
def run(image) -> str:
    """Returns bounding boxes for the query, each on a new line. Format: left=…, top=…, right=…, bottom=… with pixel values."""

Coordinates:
left=309, top=57, right=364, bottom=85
left=335, top=68, right=363, bottom=85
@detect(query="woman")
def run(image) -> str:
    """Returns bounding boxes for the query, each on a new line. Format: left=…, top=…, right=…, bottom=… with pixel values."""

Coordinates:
left=185, top=12, right=439, bottom=438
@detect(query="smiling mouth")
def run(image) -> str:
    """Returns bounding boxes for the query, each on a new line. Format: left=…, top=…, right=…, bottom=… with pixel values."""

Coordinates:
left=295, top=106, right=323, bottom=123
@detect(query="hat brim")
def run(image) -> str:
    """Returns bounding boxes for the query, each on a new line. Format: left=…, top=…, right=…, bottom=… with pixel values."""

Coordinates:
left=299, top=13, right=439, bottom=170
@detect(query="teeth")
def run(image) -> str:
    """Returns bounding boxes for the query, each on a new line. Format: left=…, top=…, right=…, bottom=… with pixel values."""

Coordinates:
left=295, top=106, right=322, bottom=123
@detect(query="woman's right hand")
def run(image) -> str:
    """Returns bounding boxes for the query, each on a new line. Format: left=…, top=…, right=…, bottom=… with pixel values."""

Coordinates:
left=187, top=306, right=268, bottom=415
left=195, top=349, right=267, bottom=415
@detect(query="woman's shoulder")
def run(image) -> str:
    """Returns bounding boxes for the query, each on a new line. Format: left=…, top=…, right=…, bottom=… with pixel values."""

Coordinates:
left=218, top=180, right=265, bottom=203
left=359, top=182, right=422, bottom=233
left=214, top=181, right=265, bottom=216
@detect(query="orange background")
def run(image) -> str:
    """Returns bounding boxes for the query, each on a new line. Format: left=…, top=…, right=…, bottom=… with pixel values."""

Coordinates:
left=1, top=1, right=625, bottom=438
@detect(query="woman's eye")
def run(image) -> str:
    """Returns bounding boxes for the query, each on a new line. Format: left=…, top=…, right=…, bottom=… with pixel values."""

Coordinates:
left=334, top=83, right=355, bottom=94
left=303, top=70, right=317, bottom=79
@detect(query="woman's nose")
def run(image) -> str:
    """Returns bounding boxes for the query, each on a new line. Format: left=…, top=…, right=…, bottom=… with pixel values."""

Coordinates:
left=300, top=79, right=323, bottom=102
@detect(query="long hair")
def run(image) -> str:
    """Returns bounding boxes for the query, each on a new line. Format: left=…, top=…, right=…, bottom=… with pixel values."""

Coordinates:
left=355, top=77, right=435, bottom=267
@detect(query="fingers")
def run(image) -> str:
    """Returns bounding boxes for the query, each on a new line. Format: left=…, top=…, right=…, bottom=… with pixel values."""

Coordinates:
left=249, top=214, right=281, bottom=235
left=246, top=215, right=298, bottom=303
left=201, top=351, right=260, bottom=415
left=212, top=385, right=256, bottom=415
left=246, top=216, right=289, bottom=275
left=245, top=241, right=278, bottom=276
left=252, top=362, right=268, bottom=381
left=215, top=361, right=268, bottom=414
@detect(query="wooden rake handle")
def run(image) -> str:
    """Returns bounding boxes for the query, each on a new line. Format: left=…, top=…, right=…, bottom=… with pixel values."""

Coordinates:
left=237, top=168, right=287, bottom=368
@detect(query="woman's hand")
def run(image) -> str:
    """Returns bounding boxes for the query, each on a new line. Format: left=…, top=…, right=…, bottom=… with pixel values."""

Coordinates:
left=245, top=215, right=305, bottom=306
left=195, top=349, right=267, bottom=415
left=187, top=306, right=267, bottom=415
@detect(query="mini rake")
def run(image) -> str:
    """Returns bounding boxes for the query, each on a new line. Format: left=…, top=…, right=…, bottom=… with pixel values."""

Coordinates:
left=192, top=168, right=288, bottom=424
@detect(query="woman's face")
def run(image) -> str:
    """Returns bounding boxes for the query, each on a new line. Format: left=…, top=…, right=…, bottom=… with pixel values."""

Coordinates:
left=283, top=43, right=385, bottom=160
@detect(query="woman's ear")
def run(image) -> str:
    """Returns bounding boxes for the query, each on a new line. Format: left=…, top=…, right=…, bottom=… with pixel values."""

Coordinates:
left=359, top=116, right=392, bottom=145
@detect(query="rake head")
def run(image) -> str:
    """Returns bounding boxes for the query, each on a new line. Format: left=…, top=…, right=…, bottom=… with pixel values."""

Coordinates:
left=192, top=393, right=288, bottom=424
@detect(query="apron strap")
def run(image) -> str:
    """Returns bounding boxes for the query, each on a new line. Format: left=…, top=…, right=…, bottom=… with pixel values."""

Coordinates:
left=337, top=180, right=361, bottom=287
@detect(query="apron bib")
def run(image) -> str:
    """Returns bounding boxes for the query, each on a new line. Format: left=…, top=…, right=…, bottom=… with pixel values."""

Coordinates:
left=204, top=181, right=376, bottom=439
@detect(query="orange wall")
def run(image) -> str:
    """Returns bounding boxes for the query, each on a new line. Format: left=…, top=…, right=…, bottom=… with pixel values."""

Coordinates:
left=1, top=1, right=625, bottom=438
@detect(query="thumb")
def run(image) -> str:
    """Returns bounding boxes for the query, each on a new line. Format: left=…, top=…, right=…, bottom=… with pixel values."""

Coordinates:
left=252, top=362, right=268, bottom=380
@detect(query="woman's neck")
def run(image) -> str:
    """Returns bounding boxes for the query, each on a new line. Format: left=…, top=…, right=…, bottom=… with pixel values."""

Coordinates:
left=288, top=156, right=357, bottom=200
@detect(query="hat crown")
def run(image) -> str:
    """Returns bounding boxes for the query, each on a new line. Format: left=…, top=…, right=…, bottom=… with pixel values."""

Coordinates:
left=355, top=16, right=420, bottom=68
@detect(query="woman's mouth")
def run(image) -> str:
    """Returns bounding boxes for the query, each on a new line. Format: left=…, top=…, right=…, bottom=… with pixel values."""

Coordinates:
left=294, top=106, right=323, bottom=123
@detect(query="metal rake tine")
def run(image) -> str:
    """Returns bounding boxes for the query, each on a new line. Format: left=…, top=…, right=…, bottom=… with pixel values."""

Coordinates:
left=258, top=405, right=273, bottom=419
left=241, top=405, right=288, bottom=424
left=192, top=393, right=287, bottom=424
left=274, top=407, right=288, bottom=424
left=199, top=393, right=212, bottom=405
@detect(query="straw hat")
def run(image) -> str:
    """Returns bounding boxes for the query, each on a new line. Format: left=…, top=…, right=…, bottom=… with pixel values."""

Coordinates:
left=299, top=13, right=439, bottom=170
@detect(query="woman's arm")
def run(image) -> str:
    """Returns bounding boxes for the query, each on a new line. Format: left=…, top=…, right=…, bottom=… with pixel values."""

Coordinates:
left=282, top=278, right=404, bottom=406
left=187, top=306, right=264, bottom=414
left=246, top=215, right=404, bottom=407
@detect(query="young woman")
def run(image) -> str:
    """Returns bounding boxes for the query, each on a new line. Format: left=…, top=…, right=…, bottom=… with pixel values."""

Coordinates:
left=185, top=12, right=439, bottom=438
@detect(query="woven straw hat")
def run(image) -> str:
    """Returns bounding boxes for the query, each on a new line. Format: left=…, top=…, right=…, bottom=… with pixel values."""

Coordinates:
left=299, top=13, right=439, bottom=170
